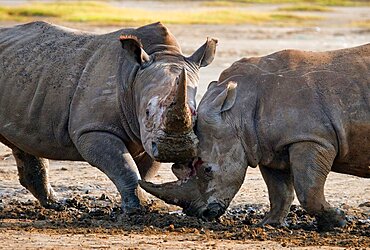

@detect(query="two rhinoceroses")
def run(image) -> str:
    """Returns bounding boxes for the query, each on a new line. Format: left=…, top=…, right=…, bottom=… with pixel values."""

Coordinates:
left=1, top=21, right=369, bottom=230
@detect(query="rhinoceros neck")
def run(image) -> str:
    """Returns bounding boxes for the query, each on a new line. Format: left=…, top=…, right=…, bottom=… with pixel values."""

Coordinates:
left=117, top=62, right=142, bottom=145
left=220, top=75, right=262, bottom=168
left=222, top=108, right=260, bottom=168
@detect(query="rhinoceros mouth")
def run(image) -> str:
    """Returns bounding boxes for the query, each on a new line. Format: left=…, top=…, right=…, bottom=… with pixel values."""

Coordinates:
left=139, top=156, right=227, bottom=220
left=171, top=157, right=204, bottom=180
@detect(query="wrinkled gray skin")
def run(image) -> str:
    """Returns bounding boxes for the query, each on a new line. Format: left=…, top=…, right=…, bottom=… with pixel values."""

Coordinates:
left=140, top=43, right=370, bottom=230
left=0, top=21, right=217, bottom=213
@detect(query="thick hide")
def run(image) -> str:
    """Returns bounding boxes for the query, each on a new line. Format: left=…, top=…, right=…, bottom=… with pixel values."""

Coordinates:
left=140, top=43, right=369, bottom=229
left=0, top=21, right=216, bottom=212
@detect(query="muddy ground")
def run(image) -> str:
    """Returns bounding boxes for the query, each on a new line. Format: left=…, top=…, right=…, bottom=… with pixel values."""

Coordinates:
left=1, top=1, right=370, bottom=249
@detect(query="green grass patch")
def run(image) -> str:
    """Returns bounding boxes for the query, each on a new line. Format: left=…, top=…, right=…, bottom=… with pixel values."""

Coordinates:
left=278, top=4, right=332, bottom=11
left=0, top=1, right=321, bottom=26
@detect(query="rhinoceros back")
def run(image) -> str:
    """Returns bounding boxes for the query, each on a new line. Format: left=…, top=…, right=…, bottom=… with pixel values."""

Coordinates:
left=0, top=22, right=99, bottom=159
left=219, top=44, right=369, bottom=176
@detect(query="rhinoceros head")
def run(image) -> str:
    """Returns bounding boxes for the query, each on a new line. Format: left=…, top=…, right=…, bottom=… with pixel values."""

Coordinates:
left=140, top=81, right=249, bottom=220
left=119, top=23, right=217, bottom=163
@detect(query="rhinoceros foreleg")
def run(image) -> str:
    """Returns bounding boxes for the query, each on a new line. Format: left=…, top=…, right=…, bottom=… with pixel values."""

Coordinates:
left=289, top=142, right=346, bottom=230
left=76, top=131, right=145, bottom=214
left=12, top=148, right=57, bottom=208
left=259, top=165, right=294, bottom=226
left=134, top=152, right=161, bottom=181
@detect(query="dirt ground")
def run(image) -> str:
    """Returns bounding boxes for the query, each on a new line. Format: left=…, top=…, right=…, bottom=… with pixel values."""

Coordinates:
left=1, top=2, right=370, bottom=249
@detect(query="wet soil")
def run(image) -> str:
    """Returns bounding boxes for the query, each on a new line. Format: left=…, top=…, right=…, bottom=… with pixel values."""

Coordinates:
left=1, top=195, right=369, bottom=248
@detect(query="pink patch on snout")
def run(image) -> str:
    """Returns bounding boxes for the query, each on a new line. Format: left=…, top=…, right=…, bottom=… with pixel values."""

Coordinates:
left=189, top=106, right=197, bottom=116
left=190, top=157, right=204, bottom=176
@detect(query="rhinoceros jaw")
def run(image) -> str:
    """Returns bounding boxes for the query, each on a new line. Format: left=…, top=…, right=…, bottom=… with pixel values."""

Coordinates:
left=171, top=157, right=203, bottom=180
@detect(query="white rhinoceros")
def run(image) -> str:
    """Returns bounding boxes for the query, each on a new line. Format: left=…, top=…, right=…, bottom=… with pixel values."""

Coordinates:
left=0, top=21, right=217, bottom=213
left=140, top=43, right=370, bottom=230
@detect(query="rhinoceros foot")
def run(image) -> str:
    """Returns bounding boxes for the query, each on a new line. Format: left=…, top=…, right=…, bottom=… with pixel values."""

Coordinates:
left=316, top=208, right=346, bottom=231
left=257, top=217, right=288, bottom=228
left=121, top=187, right=149, bottom=215
left=43, top=200, right=66, bottom=211
left=122, top=204, right=146, bottom=215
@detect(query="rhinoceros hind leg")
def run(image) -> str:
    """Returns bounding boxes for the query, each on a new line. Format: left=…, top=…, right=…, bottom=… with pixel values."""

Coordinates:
left=289, top=142, right=346, bottom=231
left=259, top=165, right=294, bottom=227
left=12, top=148, right=57, bottom=208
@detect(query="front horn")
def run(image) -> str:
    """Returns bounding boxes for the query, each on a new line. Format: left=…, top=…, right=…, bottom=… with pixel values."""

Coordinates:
left=163, top=68, right=192, bottom=134
left=139, top=178, right=199, bottom=208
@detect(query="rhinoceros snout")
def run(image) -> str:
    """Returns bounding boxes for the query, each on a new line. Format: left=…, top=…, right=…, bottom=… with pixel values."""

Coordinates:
left=151, top=131, right=199, bottom=163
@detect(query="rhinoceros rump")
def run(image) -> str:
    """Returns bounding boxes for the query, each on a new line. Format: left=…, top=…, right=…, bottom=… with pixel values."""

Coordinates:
left=0, top=21, right=217, bottom=213
left=140, top=44, right=370, bottom=230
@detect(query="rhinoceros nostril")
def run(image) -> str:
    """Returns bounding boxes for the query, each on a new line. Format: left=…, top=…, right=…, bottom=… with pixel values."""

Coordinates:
left=152, top=142, right=158, bottom=157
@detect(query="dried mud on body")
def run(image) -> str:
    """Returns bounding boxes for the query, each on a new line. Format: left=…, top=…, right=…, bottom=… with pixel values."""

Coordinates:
left=1, top=3, right=370, bottom=249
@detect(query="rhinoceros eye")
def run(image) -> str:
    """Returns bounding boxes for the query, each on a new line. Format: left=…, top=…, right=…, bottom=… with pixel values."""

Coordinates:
left=203, top=166, right=213, bottom=179
left=145, top=108, right=150, bottom=118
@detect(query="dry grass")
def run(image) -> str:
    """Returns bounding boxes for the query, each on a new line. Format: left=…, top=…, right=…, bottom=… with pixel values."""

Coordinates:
left=351, top=19, right=370, bottom=28
left=278, top=4, right=332, bottom=11
left=0, top=1, right=321, bottom=26
left=203, top=0, right=369, bottom=6
left=201, top=1, right=244, bottom=7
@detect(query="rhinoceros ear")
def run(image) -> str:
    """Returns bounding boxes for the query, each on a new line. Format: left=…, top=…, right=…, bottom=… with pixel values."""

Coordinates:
left=188, top=38, right=217, bottom=68
left=211, top=81, right=237, bottom=113
left=120, top=35, right=150, bottom=65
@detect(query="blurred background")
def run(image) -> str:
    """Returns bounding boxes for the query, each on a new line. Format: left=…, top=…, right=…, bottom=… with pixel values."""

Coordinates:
left=1, top=0, right=369, bottom=27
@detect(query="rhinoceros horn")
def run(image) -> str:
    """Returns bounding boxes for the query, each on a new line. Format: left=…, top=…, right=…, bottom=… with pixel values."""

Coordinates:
left=138, top=177, right=198, bottom=208
left=164, top=68, right=192, bottom=134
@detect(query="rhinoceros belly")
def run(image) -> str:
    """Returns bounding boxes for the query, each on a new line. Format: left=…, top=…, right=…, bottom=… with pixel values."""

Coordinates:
left=0, top=80, right=81, bottom=160
left=332, top=123, right=370, bottom=178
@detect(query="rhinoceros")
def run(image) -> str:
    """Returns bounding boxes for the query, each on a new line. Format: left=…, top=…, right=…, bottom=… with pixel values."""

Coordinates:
left=140, top=43, right=370, bottom=230
left=0, top=21, right=217, bottom=213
